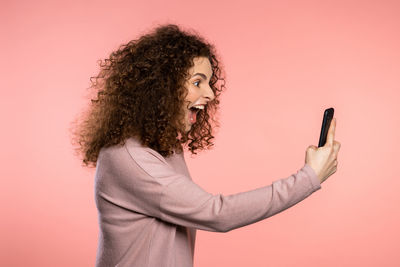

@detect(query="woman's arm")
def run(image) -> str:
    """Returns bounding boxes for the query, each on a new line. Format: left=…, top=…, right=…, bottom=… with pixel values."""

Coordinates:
left=159, top=164, right=320, bottom=232
left=95, top=143, right=321, bottom=233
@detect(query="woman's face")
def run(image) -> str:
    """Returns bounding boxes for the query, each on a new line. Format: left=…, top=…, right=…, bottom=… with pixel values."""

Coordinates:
left=182, top=56, right=215, bottom=132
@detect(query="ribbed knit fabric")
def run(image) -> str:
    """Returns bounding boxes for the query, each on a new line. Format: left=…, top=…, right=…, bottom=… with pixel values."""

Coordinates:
left=94, top=136, right=321, bottom=267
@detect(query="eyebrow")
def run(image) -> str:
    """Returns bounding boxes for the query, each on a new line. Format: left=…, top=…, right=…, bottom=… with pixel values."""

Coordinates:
left=192, top=72, right=212, bottom=80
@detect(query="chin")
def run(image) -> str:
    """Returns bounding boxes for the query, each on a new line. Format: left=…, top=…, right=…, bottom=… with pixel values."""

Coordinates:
left=185, top=123, right=192, bottom=132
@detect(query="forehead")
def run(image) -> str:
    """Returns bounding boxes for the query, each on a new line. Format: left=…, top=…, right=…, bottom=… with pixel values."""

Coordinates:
left=188, top=57, right=213, bottom=77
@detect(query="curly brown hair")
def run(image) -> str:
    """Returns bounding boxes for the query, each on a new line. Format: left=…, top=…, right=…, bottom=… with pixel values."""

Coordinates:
left=69, top=23, right=226, bottom=168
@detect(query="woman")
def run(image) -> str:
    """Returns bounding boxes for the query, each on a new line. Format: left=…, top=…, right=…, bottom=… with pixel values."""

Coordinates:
left=70, top=23, right=341, bottom=267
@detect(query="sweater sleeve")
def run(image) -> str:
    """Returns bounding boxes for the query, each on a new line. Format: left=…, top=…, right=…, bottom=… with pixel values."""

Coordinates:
left=95, top=143, right=321, bottom=233
left=159, top=163, right=321, bottom=232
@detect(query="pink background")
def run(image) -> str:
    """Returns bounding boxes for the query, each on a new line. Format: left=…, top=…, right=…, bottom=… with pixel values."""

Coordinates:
left=2, top=0, right=400, bottom=266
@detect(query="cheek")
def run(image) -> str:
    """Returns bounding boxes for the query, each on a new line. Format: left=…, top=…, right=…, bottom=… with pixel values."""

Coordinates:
left=186, top=86, right=199, bottom=100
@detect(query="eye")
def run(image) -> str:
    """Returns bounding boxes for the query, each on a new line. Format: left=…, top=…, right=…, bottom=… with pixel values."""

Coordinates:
left=193, top=80, right=200, bottom=87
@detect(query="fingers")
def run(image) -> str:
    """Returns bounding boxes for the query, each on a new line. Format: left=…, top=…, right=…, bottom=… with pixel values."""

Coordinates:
left=332, top=140, right=340, bottom=168
left=333, top=140, right=341, bottom=152
left=325, top=117, right=336, bottom=147
left=308, top=145, right=317, bottom=150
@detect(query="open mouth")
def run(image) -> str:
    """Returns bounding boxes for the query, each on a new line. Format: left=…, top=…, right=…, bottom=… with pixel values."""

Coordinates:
left=188, top=106, right=200, bottom=124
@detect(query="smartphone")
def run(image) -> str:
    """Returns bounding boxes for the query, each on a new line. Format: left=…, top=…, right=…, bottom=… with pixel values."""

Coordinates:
left=318, top=108, right=334, bottom=147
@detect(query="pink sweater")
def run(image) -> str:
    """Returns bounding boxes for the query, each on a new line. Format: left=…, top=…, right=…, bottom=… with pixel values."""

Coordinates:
left=94, top=137, right=321, bottom=267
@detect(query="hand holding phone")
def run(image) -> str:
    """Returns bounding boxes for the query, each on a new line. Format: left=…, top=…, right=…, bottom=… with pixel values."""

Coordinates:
left=305, top=107, right=341, bottom=184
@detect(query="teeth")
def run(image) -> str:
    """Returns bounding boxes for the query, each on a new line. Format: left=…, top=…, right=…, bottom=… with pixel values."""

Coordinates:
left=192, top=105, right=204, bottom=110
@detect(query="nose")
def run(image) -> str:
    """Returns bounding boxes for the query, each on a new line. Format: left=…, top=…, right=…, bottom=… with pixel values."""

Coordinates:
left=203, top=85, right=215, bottom=102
